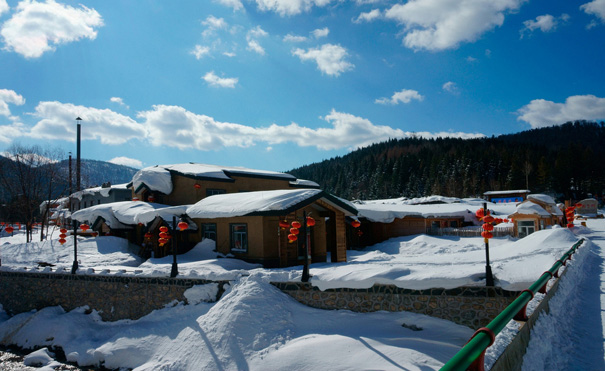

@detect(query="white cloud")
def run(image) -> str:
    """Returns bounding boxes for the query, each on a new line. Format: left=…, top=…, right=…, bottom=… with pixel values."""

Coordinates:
left=223, top=51, right=237, bottom=57
left=284, top=33, right=308, bottom=42
left=581, top=0, right=605, bottom=22
left=202, top=71, right=239, bottom=88
left=201, top=15, right=227, bottom=37
left=520, top=14, right=569, bottom=37
left=517, top=95, right=605, bottom=128
left=0, top=0, right=9, bottom=16
left=466, top=56, right=478, bottom=63
left=110, top=97, right=129, bottom=109
left=384, top=0, right=524, bottom=51
left=191, top=45, right=211, bottom=59
left=312, top=27, right=329, bottom=38
left=254, top=0, right=333, bottom=16
left=376, top=89, right=424, bottom=105
left=0, top=0, right=103, bottom=58
left=292, top=44, right=354, bottom=76
left=0, top=122, right=27, bottom=143
left=353, top=9, right=381, bottom=23
left=442, top=82, right=459, bottom=95
left=0, top=89, right=25, bottom=118
left=29, top=101, right=146, bottom=144
left=246, top=26, right=268, bottom=55
left=108, top=156, right=143, bottom=169
left=215, top=0, right=244, bottom=11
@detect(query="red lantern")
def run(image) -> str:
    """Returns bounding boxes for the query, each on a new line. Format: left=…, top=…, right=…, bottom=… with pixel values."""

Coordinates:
left=475, top=209, right=485, bottom=219
left=158, top=237, right=168, bottom=246
left=159, top=226, right=169, bottom=233
left=351, top=220, right=361, bottom=228
left=503, top=219, right=509, bottom=223
left=159, top=231, right=169, bottom=239
left=194, top=183, right=201, bottom=189
left=306, top=216, right=316, bottom=227
left=5, top=226, right=14, bottom=234
left=59, top=238, right=66, bottom=245
left=567, top=224, right=574, bottom=228
left=481, top=231, right=493, bottom=239
left=59, top=233, right=67, bottom=239
left=144, top=232, right=153, bottom=239
left=60, top=228, right=67, bottom=234
left=290, top=227, right=299, bottom=235
left=279, top=220, right=289, bottom=229
left=291, top=221, right=302, bottom=229
left=483, top=215, right=495, bottom=224
left=482, top=223, right=494, bottom=231
left=178, top=221, right=189, bottom=231
left=80, top=224, right=90, bottom=232
left=288, top=234, right=297, bottom=242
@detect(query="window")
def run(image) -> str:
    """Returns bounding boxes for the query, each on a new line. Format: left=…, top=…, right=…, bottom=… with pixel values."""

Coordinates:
left=230, top=223, right=248, bottom=252
left=518, top=220, right=535, bottom=238
left=207, top=189, right=226, bottom=197
left=202, top=223, right=217, bottom=241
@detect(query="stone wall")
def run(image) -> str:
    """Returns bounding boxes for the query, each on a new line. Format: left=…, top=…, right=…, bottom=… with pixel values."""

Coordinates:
left=272, top=282, right=522, bottom=329
left=0, top=271, right=228, bottom=322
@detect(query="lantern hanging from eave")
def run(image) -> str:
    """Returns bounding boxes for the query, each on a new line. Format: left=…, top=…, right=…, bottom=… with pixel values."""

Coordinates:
left=291, top=221, right=302, bottom=229
left=5, top=226, right=13, bottom=234
left=306, top=216, right=316, bottom=227
left=60, top=228, right=67, bottom=234
left=144, top=232, right=153, bottom=239
left=158, top=237, right=168, bottom=246
left=194, top=183, right=202, bottom=189
left=59, top=238, right=66, bottom=245
left=290, top=227, right=299, bottom=235
left=159, top=226, right=169, bottom=233
left=482, top=223, right=494, bottom=231
left=483, top=215, right=495, bottom=224
left=178, top=221, right=189, bottom=231
left=288, top=234, right=297, bottom=242
left=80, top=224, right=90, bottom=232
left=159, top=231, right=169, bottom=239
left=481, top=231, right=493, bottom=239
left=279, top=220, right=289, bottom=229
left=351, top=220, right=361, bottom=228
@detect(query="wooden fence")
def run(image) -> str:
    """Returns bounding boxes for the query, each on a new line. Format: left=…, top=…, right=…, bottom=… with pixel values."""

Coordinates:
left=426, top=226, right=514, bottom=238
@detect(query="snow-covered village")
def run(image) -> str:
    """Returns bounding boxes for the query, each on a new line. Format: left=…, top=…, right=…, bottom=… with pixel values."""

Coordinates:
left=2, top=1, right=605, bottom=370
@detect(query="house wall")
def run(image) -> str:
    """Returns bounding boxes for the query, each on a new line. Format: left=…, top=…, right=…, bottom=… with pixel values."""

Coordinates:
left=366, top=216, right=426, bottom=245
left=511, top=213, right=559, bottom=237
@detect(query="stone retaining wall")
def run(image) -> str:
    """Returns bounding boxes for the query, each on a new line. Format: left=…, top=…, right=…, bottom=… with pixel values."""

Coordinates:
left=272, top=282, right=522, bottom=329
left=0, top=271, right=228, bottom=322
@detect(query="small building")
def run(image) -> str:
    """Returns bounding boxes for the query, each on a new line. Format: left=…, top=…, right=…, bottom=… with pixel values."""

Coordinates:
left=70, top=183, right=132, bottom=213
left=130, top=163, right=319, bottom=206
left=483, top=190, right=530, bottom=204
left=186, top=189, right=357, bottom=267
left=508, top=194, right=563, bottom=238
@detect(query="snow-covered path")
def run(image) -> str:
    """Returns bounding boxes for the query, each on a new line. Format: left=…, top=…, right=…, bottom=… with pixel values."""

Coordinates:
left=521, top=218, right=605, bottom=370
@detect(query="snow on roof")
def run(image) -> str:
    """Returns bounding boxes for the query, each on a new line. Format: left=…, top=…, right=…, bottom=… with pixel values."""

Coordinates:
left=527, top=194, right=556, bottom=205
left=71, top=183, right=130, bottom=201
left=484, top=189, right=530, bottom=195
left=513, top=201, right=551, bottom=217
left=356, top=202, right=474, bottom=223
left=186, top=189, right=324, bottom=219
left=72, top=201, right=194, bottom=228
left=289, top=178, right=320, bottom=188
left=132, top=163, right=297, bottom=194
left=356, top=195, right=461, bottom=206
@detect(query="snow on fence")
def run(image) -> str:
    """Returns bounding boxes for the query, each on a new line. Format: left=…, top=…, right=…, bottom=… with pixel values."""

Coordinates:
left=426, top=226, right=514, bottom=238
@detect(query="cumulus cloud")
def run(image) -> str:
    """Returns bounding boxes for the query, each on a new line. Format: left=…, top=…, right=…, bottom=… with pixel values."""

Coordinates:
left=201, top=15, right=227, bottom=38
left=284, top=33, right=308, bottom=42
left=375, top=89, right=424, bottom=105
left=384, top=0, right=524, bottom=51
left=246, top=26, right=268, bottom=55
left=191, top=45, right=211, bottom=59
left=215, top=0, right=244, bottom=11
left=0, top=89, right=25, bottom=118
left=0, top=0, right=103, bottom=58
left=0, top=0, right=9, bottom=16
left=353, top=9, right=381, bottom=23
left=581, top=0, right=605, bottom=23
left=520, top=14, right=569, bottom=37
left=254, top=0, right=333, bottom=16
left=202, top=71, right=239, bottom=88
left=109, top=156, right=143, bottom=169
left=312, top=27, right=329, bottom=38
left=442, top=81, right=459, bottom=95
left=292, top=44, right=354, bottom=76
left=517, top=95, right=605, bottom=128
left=29, top=101, right=146, bottom=144
left=110, top=97, right=129, bottom=109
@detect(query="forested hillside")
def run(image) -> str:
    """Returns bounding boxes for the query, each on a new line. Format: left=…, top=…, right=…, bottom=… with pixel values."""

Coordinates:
left=289, top=121, right=605, bottom=201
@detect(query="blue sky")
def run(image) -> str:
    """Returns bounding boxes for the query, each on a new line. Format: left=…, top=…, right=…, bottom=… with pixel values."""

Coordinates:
left=1, top=0, right=605, bottom=172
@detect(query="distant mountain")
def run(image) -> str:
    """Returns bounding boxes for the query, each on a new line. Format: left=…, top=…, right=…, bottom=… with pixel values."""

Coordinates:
left=58, top=159, right=138, bottom=190
left=289, top=121, right=605, bottom=201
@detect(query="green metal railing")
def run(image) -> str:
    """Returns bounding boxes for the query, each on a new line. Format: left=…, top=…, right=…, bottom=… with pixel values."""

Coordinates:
left=440, top=238, right=585, bottom=371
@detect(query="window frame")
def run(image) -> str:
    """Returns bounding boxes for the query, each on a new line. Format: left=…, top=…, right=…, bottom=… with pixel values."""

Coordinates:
left=206, top=188, right=227, bottom=197
left=230, top=223, right=248, bottom=252
left=201, top=223, right=217, bottom=241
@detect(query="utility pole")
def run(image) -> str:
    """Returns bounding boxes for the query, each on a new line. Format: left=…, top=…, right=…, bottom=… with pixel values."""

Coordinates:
left=76, top=117, right=82, bottom=192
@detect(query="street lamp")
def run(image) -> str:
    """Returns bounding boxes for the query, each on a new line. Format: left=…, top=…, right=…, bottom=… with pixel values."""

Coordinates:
left=479, top=203, right=495, bottom=286
left=75, top=117, right=82, bottom=192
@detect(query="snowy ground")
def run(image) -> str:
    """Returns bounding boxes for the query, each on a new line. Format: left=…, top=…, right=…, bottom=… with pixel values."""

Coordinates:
left=0, top=219, right=602, bottom=370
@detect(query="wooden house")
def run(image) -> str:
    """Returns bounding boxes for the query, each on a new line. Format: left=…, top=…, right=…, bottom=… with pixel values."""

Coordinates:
left=508, top=194, right=563, bottom=238
left=185, top=189, right=357, bottom=267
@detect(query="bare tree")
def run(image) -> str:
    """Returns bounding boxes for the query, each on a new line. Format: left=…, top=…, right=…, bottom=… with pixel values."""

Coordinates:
left=523, top=160, right=533, bottom=190
left=0, top=144, right=66, bottom=243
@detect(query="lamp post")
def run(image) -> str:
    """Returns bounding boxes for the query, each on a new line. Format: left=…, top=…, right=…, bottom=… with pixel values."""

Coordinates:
left=75, top=117, right=82, bottom=192
left=481, top=203, right=495, bottom=286
left=71, top=220, right=78, bottom=274
left=170, top=216, right=179, bottom=278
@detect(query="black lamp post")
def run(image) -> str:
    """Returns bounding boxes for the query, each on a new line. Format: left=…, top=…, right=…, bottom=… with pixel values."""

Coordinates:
left=75, top=117, right=82, bottom=192
left=71, top=219, right=78, bottom=274
left=301, top=211, right=310, bottom=282
left=170, top=216, right=179, bottom=278
left=483, top=203, right=494, bottom=286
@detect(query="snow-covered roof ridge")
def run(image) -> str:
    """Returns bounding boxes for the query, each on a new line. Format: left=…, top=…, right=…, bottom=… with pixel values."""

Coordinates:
left=186, top=189, right=356, bottom=219
left=131, top=163, right=299, bottom=194
left=484, top=189, right=530, bottom=195
left=513, top=201, right=551, bottom=217
left=527, top=194, right=556, bottom=205
left=71, top=183, right=131, bottom=200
